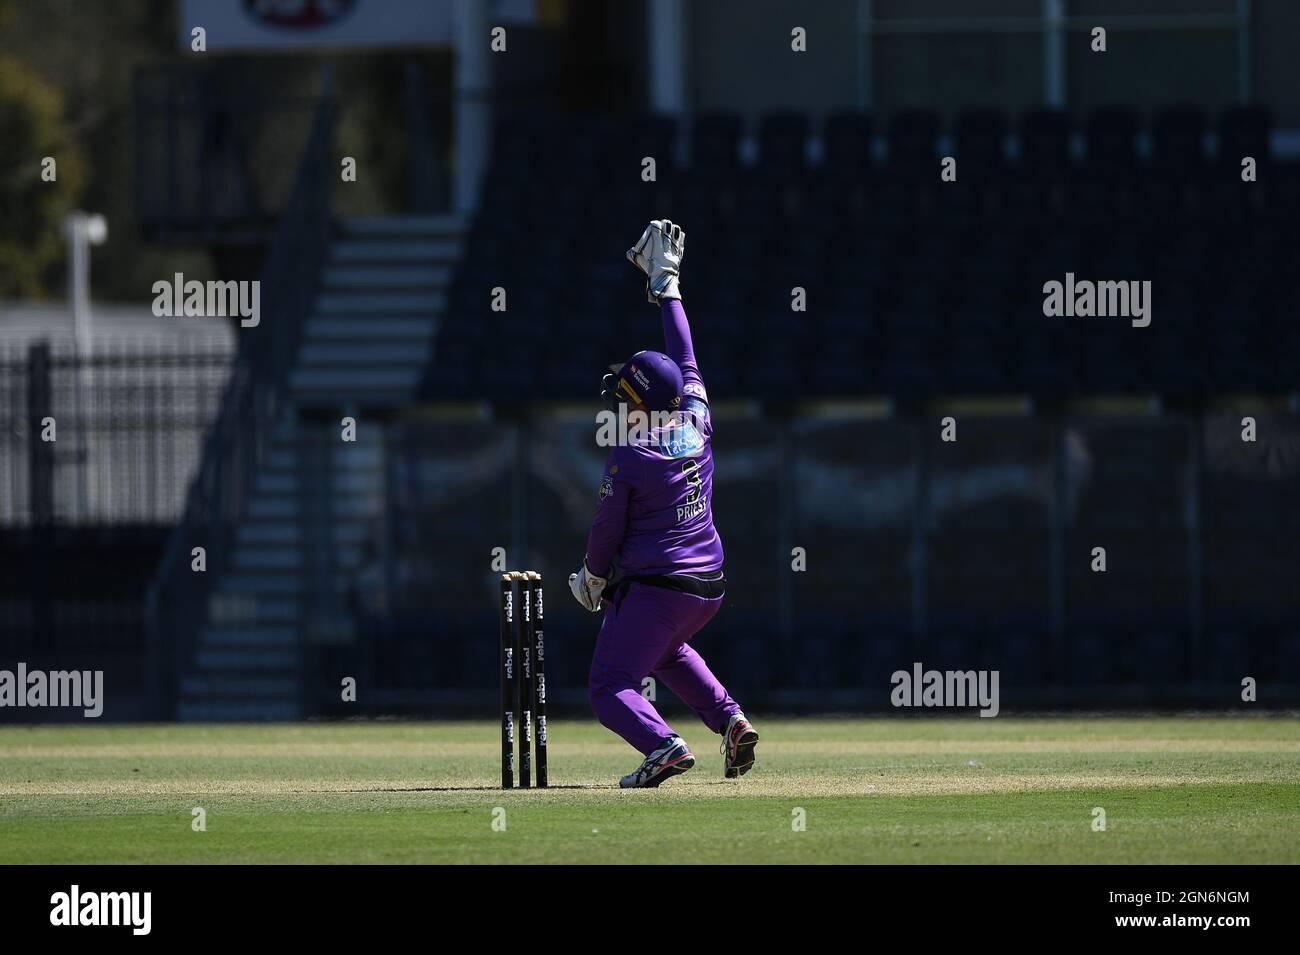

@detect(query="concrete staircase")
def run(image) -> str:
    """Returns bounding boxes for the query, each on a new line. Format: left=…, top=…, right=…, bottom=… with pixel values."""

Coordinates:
left=176, top=214, right=463, bottom=720
left=293, top=215, right=461, bottom=408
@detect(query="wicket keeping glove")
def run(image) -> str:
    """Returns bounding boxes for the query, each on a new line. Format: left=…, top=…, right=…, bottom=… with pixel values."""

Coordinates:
left=568, top=561, right=608, bottom=613
left=626, top=219, right=685, bottom=303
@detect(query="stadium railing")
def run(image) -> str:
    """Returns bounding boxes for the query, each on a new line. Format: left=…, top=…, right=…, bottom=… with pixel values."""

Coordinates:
left=144, top=66, right=336, bottom=720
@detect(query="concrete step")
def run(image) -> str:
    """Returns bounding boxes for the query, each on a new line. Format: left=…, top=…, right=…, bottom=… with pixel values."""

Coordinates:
left=247, top=598, right=301, bottom=623
left=180, top=675, right=299, bottom=698
left=264, top=435, right=384, bottom=465
left=207, top=591, right=268, bottom=626
left=293, top=392, right=416, bottom=411
left=256, top=472, right=298, bottom=494
left=273, top=417, right=300, bottom=442
left=177, top=699, right=301, bottom=721
left=330, top=478, right=386, bottom=500
left=248, top=481, right=383, bottom=510
left=289, top=367, right=422, bottom=391
left=236, top=522, right=369, bottom=547
left=341, top=214, right=466, bottom=237
left=219, top=571, right=371, bottom=596
left=304, top=317, right=438, bottom=341
left=237, top=522, right=300, bottom=545
left=248, top=496, right=299, bottom=520
left=330, top=239, right=461, bottom=264
left=195, top=648, right=300, bottom=670
left=266, top=449, right=298, bottom=471
left=322, top=265, right=453, bottom=288
left=219, top=573, right=304, bottom=595
left=255, top=467, right=385, bottom=496
left=317, top=292, right=445, bottom=315
left=327, top=444, right=385, bottom=468
left=247, top=492, right=383, bottom=520
left=299, top=342, right=432, bottom=366
left=202, top=626, right=298, bottom=649
left=262, top=444, right=383, bottom=471
left=233, top=544, right=365, bottom=573
left=231, top=546, right=302, bottom=571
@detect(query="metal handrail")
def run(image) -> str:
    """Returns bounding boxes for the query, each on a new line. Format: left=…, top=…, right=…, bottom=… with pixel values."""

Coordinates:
left=145, top=66, right=336, bottom=719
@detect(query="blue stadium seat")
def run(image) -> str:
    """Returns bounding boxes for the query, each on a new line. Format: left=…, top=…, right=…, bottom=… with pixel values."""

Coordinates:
left=1152, top=106, right=1207, bottom=171
left=823, top=111, right=873, bottom=179
left=1018, top=108, right=1071, bottom=173
left=1218, top=105, right=1272, bottom=165
left=1084, top=106, right=1141, bottom=178
left=955, top=107, right=1009, bottom=172
left=758, top=111, right=808, bottom=175
left=692, top=111, right=743, bottom=175
left=886, top=109, right=940, bottom=172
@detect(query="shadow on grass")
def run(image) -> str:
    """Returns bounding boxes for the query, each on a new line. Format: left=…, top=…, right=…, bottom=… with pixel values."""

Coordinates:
left=291, top=784, right=611, bottom=793
left=289, top=780, right=745, bottom=793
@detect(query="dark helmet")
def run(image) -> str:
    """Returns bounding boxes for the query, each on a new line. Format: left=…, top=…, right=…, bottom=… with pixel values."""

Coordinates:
left=600, top=350, right=684, bottom=413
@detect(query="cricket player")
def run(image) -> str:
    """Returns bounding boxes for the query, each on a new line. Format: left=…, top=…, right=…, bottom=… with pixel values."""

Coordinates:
left=569, top=220, right=759, bottom=788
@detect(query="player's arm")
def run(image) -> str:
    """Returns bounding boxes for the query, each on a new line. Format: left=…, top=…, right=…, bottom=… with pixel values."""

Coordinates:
left=627, top=219, right=709, bottom=406
left=661, top=298, right=708, bottom=406
left=569, top=453, right=636, bottom=612
left=584, top=464, right=631, bottom=579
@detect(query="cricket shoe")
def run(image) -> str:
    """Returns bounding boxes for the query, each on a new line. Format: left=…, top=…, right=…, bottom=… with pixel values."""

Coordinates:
left=619, top=735, right=695, bottom=788
left=720, top=712, right=759, bottom=778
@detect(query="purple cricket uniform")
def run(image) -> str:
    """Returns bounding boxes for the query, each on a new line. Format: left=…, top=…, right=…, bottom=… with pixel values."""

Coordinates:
left=585, top=299, right=742, bottom=755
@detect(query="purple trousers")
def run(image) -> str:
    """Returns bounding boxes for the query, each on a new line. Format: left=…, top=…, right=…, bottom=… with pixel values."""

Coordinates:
left=588, top=582, right=740, bottom=756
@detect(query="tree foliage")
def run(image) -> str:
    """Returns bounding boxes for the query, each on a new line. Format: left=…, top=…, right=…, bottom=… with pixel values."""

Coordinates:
left=0, top=54, right=85, bottom=297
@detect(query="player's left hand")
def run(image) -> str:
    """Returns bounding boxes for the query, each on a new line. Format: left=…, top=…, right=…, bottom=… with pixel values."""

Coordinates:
left=568, top=561, right=608, bottom=613
left=626, top=219, right=684, bottom=303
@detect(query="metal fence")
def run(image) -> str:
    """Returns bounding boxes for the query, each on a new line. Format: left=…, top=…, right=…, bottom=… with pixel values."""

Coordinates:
left=325, top=407, right=1300, bottom=712
left=0, top=343, right=233, bottom=526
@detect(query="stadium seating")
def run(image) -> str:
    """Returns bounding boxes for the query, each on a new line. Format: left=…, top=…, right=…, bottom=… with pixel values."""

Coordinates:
left=422, top=105, right=1297, bottom=404
left=401, top=109, right=1300, bottom=708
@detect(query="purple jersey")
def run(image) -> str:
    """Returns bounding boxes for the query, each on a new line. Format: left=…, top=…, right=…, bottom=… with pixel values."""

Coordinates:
left=584, top=300, right=724, bottom=579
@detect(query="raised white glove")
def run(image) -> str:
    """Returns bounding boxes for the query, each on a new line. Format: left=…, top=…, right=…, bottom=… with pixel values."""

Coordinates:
left=568, top=561, right=608, bottom=613
left=626, top=219, right=684, bottom=303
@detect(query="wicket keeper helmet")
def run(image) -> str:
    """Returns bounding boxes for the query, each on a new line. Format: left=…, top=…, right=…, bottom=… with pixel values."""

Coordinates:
left=600, top=350, right=683, bottom=413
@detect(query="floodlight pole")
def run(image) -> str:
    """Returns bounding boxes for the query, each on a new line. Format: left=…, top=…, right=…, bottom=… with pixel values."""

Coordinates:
left=63, top=211, right=108, bottom=521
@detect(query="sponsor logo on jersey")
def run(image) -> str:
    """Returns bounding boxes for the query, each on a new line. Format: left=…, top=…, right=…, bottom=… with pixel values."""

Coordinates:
left=660, top=422, right=704, bottom=459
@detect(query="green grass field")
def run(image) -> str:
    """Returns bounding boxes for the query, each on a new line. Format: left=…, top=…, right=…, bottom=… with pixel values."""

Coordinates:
left=1, top=716, right=1297, bottom=864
